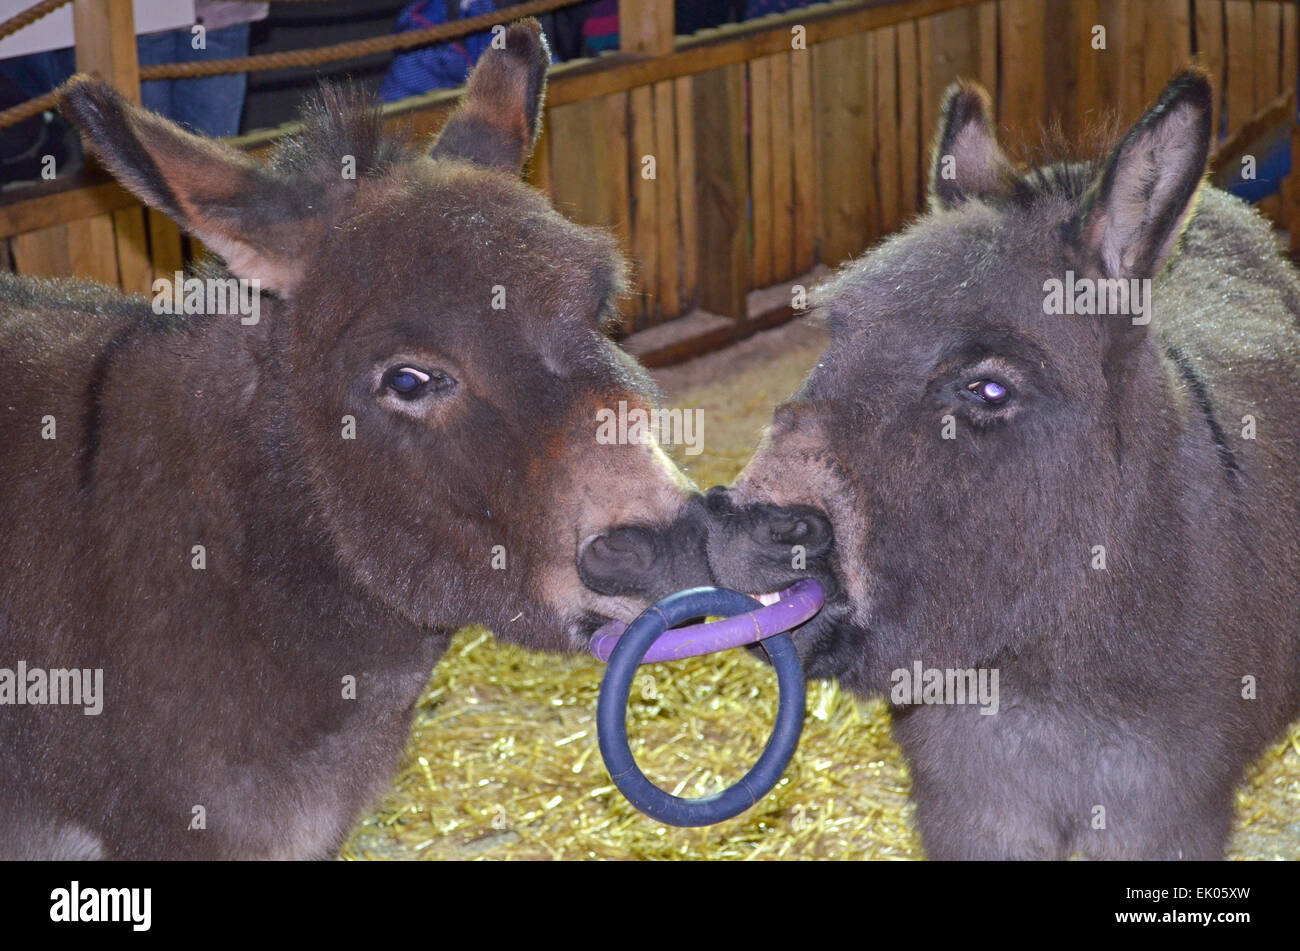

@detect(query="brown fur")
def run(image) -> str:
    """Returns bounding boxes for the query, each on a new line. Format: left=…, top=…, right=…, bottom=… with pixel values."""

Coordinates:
left=0, top=21, right=703, bottom=859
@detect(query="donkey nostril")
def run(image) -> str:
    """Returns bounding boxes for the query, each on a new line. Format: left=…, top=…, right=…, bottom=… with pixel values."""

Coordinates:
left=772, top=401, right=813, bottom=434
left=590, top=531, right=651, bottom=571
left=769, top=519, right=808, bottom=544
left=578, top=526, right=657, bottom=596
left=758, top=507, right=833, bottom=557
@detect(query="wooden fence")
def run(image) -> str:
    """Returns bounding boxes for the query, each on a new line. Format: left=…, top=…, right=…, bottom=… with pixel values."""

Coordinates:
left=1, top=0, right=1297, bottom=352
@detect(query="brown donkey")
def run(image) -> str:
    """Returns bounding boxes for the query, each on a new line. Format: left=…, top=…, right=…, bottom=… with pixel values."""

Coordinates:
left=0, top=21, right=706, bottom=859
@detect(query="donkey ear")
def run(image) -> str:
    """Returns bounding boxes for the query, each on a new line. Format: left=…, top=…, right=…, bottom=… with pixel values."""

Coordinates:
left=1071, top=69, right=1212, bottom=279
left=429, top=18, right=550, bottom=175
left=60, top=75, right=312, bottom=294
left=928, top=80, right=1016, bottom=210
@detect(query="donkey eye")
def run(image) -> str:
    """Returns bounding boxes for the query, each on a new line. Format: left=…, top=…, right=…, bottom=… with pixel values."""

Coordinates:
left=966, top=378, right=1010, bottom=405
left=382, top=366, right=454, bottom=400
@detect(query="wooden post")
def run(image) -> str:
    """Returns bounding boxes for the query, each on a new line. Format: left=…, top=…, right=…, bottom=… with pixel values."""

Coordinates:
left=620, top=0, right=675, bottom=57
left=895, top=19, right=919, bottom=219
left=74, top=0, right=141, bottom=103
left=997, top=0, right=1045, bottom=159
left=693, top=65, right=750, bottom=320
left=750, top=56, right=773, bottom=288
left=674, top=74, right=699, bottom=309
left=629, top=83, right=657, bottom=328
left=768, top=52, right=794, bottom=281
left=790, top=45, right=815, bottom=274
left=619, top=3, right=674, bottom=325
left=1194, top=0, right=1224, bottom=142
left=815, top=33, right=871, bottom=268
left=1223, top=2, right=1253, bottom=144
left=653, top=80, right=681, bottom=319
left=548, top=95, right=633, bottom=329
left=75, top=0, right=143, bottom=292
left=873, top=26, right=901, bottom=236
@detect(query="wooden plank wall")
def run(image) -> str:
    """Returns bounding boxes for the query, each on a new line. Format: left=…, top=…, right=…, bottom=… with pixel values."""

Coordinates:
left=551, top=0, right=1298, bottom=331
left=4, top=0, right=1298, bottom=332
left=9, top=207, right=180, bottom=293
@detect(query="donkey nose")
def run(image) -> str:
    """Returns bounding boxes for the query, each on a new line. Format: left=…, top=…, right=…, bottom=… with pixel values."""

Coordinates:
left=704, top=487, right=833, bottom=561
left=578, top=526, right=659, bottom=597
left=771, top=400, right=818, bottom=435
left=748, top=504, right=834, bottom=560
left=579, top=497, right=711, bottom=599
left=704, top=484, right=734, bottom=515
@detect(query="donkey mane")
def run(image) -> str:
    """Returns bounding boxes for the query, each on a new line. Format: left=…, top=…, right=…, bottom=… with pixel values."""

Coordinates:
left=1013, top=160, right=1095, bottom=205
left=267, top=82, right=411, bottom=184
left=1002, top=115, right=1127, bottom=210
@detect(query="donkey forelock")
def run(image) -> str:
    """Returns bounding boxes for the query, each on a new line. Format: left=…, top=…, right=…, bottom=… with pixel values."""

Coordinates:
left=267, top=81, right=409, bottom=185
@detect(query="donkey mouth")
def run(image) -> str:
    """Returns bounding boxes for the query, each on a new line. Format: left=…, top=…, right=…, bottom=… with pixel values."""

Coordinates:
left=569, top=613, right=610, bottom=644
left=569, top=580, right=828, bottom=661
left=569, top=588, right=785, bottom=653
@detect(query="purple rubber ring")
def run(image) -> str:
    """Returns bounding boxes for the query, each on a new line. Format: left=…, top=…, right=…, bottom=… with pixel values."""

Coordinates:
left=589, top=578, right=825, bottom=664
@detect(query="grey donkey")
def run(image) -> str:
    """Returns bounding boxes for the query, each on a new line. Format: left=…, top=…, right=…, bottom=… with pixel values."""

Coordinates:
left=702, top=68, right=1300, bottom=859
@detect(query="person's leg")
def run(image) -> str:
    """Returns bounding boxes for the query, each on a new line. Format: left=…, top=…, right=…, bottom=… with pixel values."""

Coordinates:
left=0, top=47, right=76, bottom=96
left=135, top=30, right=178, bottom=119
left=168, top=23, right=251, bottom=138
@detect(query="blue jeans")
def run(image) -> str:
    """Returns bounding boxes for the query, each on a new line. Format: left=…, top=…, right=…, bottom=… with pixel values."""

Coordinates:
left=137, top=24, right=250, bottom=138
left=0, top=23, right=251, bottom=138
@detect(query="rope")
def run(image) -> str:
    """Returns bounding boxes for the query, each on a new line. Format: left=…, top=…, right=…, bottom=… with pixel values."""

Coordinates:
left=0, top=0, right=582, bottom=127
left=0, top=88, right=60, bottom=129
left=0, top=0, right=72, bottom=44
left=139, top=0, right=583, bottom=80
left=0, top=0, right=352, bottom=48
